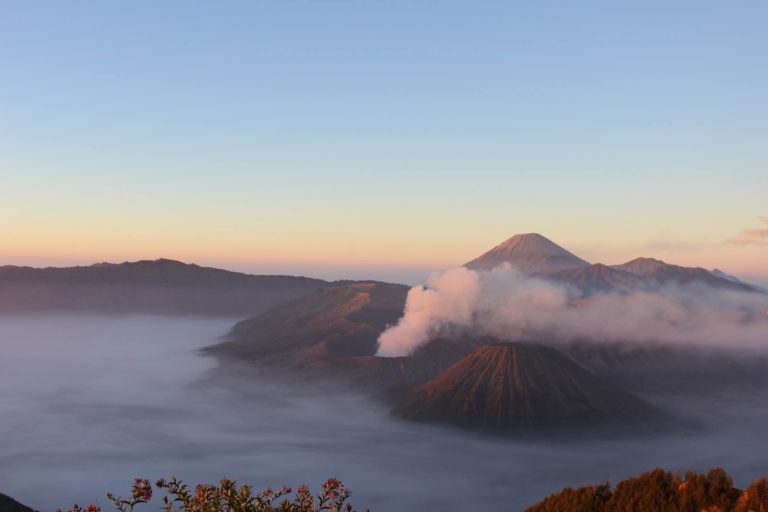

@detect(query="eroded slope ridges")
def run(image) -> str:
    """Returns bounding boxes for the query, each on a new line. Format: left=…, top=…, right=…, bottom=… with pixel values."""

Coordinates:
left=395, top=343, right=665, bottom=432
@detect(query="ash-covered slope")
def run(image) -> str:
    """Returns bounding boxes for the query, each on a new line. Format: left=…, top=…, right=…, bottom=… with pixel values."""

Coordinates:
left=210, top=281, right=409, bottom=360
left=465, top=233, right=589, bottom=274
left=0, top=259, right=326, bottom=316
left=395, top=343, right=662, bottom=433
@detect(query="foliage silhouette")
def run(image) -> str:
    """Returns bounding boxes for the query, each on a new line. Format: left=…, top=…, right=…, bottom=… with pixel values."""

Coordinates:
left=57, top=477, right=363, bottom=512
left=526, top=468, right=766, bottom=512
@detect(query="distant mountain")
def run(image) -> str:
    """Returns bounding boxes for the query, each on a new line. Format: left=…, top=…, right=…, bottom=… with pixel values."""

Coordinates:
left=0, top=493, right=34, bottom=512
left=711, top=268, right=746, bottom=284
left=565, top=341, right=768, bottom=394
left=464, top=233, right=590, bottom=274
left=464, top=234, right=763, bottom=295
left=395, top=343, right=663, bottom=433
left=611, top=257, right=759, bottom=292
left=542, top=263, right=649, bottom=296
left=0, top=259, right=327, bottom=316
left=711, top=269, right=768, bottom=292
left=209, top=281, right=409, bottom=360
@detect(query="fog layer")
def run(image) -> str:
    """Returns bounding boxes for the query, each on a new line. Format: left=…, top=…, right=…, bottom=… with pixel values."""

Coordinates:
left=1, top=314, right=767, bottom=511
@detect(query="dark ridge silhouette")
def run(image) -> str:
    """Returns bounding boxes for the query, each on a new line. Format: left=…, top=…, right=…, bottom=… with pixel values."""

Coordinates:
left=464, top=233, right=590, bottom=274
left=0, top=259, right=327, bottom=316
left=0, top=493, right=34, bottom=512
left=395, top=343, right=665, bottom=433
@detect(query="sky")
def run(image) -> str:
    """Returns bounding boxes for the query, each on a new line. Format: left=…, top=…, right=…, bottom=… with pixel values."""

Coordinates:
left=1, top=1, right=766, bottom=285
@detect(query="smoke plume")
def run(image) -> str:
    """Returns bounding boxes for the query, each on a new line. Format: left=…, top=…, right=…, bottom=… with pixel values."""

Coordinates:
left=376, top=267, right=480, bottom=357
left=376, top=264, right=768, bottom=357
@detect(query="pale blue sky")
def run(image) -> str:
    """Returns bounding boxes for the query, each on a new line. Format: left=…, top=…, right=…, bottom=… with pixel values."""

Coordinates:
left=1, top=1, right=766, bottom=283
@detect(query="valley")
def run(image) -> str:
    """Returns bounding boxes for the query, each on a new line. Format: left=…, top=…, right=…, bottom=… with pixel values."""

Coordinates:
left=1, top=233, right=767, bottom=511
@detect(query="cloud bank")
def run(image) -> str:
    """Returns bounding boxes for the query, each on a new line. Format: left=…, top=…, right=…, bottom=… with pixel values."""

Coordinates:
left=731, top=217, right=768, bottom=246
left=376, top=265, right=768, bottom=357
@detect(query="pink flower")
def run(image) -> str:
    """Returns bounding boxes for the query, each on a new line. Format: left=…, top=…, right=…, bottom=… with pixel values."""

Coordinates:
left=131, top=478, right=153, bottom=502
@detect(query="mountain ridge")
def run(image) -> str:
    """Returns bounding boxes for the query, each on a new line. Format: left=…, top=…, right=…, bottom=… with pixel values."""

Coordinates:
left=210, top=281, right=409, bottom=360
left=0, top=258, right=329, bottom=316
left=611, top=257, right=759, bottom=293
left=464, top=233, right=763, bottom=294
left=541, top=263, right=650, bottom=296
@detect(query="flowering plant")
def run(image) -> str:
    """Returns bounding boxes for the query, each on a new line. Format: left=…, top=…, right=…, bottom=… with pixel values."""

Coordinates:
left=58, top=477, right=361, bottom=512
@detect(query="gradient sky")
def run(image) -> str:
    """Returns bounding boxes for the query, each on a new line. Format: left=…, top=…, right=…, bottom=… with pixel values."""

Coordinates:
left=1, top=1, right=766, bottom=284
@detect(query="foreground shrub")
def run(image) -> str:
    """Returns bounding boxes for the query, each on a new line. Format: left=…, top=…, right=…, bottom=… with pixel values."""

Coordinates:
left=526, top=468, right=767, bottom=512
left=58, top=477, right=363, bottom=512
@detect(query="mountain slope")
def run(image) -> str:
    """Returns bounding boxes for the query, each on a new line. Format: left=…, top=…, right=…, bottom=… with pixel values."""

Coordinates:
left=709, top=270, right=768, bottom=292
left=565, top=341, right=768, bottom=393
left=542, top=263, right=649, bottom=296
left=465, top=235, right=763, bottom=294
left=210, top=281, right=409, bottom=359
left=0, top=259, right=326, bottom=316
left=208, top=291, right=490, bottom=392
left=321, top=333, right=487, bottom=392
left=465, top=233, right=589, bottom=274
left=611, top=258, right=759, bottom=292
left=0, top=493, right=34, bottom=512
left=395, top=343, right=662, bottom=432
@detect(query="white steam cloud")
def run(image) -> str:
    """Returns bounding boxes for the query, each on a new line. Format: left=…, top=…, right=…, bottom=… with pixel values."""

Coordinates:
left=376, top=264, right=768, bottom=357
left=376, top=267, right=480, bottom=357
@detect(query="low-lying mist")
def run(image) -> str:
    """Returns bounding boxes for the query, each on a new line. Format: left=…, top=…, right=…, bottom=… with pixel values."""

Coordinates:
left=1, top=314, right=767, bottom=512
left=377, top=265, right=768, bottom=357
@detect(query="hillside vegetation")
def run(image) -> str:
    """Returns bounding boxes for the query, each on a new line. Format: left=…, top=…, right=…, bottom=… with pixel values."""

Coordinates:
left=526, top=468, right=768, bottom=512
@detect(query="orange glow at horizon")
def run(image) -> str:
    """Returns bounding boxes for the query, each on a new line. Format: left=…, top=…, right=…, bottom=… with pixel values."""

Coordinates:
left=2, top=227, right=766, bottom=279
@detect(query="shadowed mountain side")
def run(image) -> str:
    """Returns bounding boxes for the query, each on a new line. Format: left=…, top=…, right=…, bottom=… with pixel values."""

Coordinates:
left=201, top=337, right=478, bottom=402
left=395, top=343, right=666, bottom=434
left=0, top=259, right=327, bottom=316
left=565, top=341, right=768, bottom=394
left=293, top=334, right=487, bottom=393
left=210, top=288, right=487, bottom=392
left=711, top=269, right=768, bottom=293
left=540, top=263, right=650, bottom=296
left=611, top=257, right=760, bottom=293
left=0, top=493, right=34, bottom=512
left=306, top=353, right=458, bottom=394
left=465, top=233, right=590, bottom=274
left=208, top=281, right=409, bottom=359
